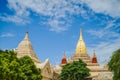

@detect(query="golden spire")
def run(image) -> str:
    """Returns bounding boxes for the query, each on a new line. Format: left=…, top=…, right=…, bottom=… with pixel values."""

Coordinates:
left=93, top=50, right=96, bottom=58
left=80, top=29, right=83, bottom=40
left=76, top=29, right=87, bottom=54
left=63, top=52, right=66, bottom=59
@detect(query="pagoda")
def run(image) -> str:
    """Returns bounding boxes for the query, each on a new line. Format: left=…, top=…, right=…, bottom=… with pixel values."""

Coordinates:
left=53, top=29, right=112, bottom=80
left=16, top=31, right=52, bottom=80
left=16, top=31, right=40, bottom=63
left=68, top=29, right=112, bottom=79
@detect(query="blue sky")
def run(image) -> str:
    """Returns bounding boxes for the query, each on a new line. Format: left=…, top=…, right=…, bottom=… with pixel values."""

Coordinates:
left=0, top=0, right=120, bottom=66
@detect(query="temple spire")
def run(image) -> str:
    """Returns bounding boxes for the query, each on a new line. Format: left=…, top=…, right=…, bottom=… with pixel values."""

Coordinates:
left=76, top=28, right=87, bottom=54
left=60, top=52, right=67, bottom=66
left=92, top=50, right=98, bottom=63
left=93, top=50, right=96, bottom=58
left=63, top=53, right=66, bottom=59
left=80, top=29, right=83, bottom=40
left=24, top=30, right=29, bottom=40
left=103, top=60, right=108, bottom=69
left=17, top=31, right=40, bottom=63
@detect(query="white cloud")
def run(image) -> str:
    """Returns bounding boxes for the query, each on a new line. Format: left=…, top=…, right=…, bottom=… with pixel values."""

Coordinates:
left=87, top=29, right=119, bottom=39
left=0, top=0, right=120, bottom=32
left=46, top=18, right=70, bottom=32
left=0, top=33, right=15, bottom=37
left=88, top=37, right=120, bottom=65
left=104, top=20, right=116, bottom=29
left=87, top=19, right=120, bottom=39
left=0, top=15, right=29, bottom=24
left=0, top=0, right=87, bottom=32
left=82, top=0, right=120, bottom=18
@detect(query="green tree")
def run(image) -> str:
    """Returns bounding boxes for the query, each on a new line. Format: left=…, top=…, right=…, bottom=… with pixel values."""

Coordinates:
left=0, top=50, right=19, bottom=80
left=0, top=50, right=42, bottom=80
left=58, top=59, right=90, bottom=80
left=108, top=49, right=120, bottom=80
left=19, top=56, right=42, bottom=80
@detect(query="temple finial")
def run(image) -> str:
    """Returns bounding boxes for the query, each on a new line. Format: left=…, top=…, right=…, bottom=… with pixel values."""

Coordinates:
left=26, top=30, right=28, bottom=34
left=24, top=30, right=29, bottom=40
left=93, top=50, right=96, bottom=58
left=63, top=52, right=66, bottom=59
left=61, top=52, right=67, bottom=66
left=80, top=28, right=83, bottom=40
left=103, top=60, right=108, bottom=69
left=92, top=50, right=97, bottom=63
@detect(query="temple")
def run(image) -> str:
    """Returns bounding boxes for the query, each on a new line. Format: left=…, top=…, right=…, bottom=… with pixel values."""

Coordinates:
left=15, top=29, right=112, bottom=80
left=53, top=29, right=112, bottom=80
left=16, top=31, right=52, bottom=80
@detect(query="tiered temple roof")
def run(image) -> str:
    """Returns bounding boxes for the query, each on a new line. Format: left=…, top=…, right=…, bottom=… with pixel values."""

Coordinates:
left=16, top=31, right=40, bottom=63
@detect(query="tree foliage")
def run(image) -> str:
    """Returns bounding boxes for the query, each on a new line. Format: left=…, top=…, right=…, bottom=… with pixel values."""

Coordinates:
left=58, top=59, right=90, bottom=80
left=0, top=50, right=42, bottom=80
left=108, top=49, right=120, bottom=80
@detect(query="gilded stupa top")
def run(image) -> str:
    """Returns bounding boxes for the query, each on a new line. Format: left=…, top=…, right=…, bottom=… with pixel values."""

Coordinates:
left=63, top=52, right=66, bottom=59
left=93, top=50, right=96, bottom=58
left=76, top=29, right=87, bottom=54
